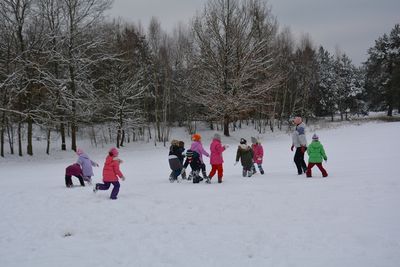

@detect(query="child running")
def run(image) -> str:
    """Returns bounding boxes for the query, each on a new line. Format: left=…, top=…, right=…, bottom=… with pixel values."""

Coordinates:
left=94, top=147, right=125, bottom=199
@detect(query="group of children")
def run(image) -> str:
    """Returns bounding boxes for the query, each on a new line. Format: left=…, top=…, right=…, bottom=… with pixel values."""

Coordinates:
left=168, top=133, right=268, bottom=184
left=65, top=147, right=125, bottom=200
left=64, top=116, right=329, bottom=199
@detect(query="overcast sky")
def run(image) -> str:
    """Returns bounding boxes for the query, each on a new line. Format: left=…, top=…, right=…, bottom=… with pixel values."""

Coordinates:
left=107, top=0, right=400, bottom=66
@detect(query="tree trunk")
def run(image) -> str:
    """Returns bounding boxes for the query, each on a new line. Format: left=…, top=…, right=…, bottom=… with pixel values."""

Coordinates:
left=27, top=116, right=33, bottom=156
left=60, top=121, right=66, bottom=150
left=18, top=121, right=22, bottom=157
left=7, top=120, right=14, bottom=155
left=223, top=114, right=230, bottom=137
left=1, top=112, right=4, bottom=157
left=46, top=129, right=51, bottom=155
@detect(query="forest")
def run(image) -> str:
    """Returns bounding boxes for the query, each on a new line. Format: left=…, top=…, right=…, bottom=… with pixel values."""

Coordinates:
left=0, top=0, right=399, bottom=157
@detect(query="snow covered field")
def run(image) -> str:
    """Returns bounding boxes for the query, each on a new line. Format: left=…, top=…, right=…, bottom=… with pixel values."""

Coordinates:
left=1, top=121, right=399, bottom=267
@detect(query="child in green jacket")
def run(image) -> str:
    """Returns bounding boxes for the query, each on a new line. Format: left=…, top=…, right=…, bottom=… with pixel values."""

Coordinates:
left=306, top=134, right=328, bottom=178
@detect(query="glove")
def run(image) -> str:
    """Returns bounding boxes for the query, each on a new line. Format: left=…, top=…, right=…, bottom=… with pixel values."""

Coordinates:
left=120, top=176, right=125, bottom=181
left=181, top=168, right=186, bottom=175
left=290, top=145, right=294, bottom=151
left=234, top=161, right=238, bottom=166
left=301, top=146, right=305, bottom=154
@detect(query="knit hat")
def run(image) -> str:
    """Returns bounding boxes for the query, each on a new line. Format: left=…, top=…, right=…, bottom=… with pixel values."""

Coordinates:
left=109, top=147, right=119, bottom=157
left=213, top=133, right=221, bottom=141
left=171, top=139, right=179, bottom=146
left=192, top=133, right=201, bottom=142
left=312, top=134, right=319, bottom=140
left=240, top=138, right=247, bottom=144
left=76, top=148, right=84, bottom=155
left=251, top=137, right=257, bottom=144
left=293, top=116, right=302, bottom=125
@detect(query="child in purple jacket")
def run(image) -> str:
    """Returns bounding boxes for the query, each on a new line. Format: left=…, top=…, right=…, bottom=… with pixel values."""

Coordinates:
left=190, top=133, right=210, bottom=179
left=76, top=148, right=98, bottom=184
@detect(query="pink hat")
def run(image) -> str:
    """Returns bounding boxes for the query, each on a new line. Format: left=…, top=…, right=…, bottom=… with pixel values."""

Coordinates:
left=109, top=147, right=119, bottom=157
left=76, top=148, right=84, bottom=155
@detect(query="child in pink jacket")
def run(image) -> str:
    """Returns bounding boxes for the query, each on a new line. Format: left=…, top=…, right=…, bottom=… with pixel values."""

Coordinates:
left=93, top=147, right=125, bottom=200
left=251, top=137, right=264, bottom=175
left=208, top=133, right=228, bottom=183
left=190, top=133, right=210, bottom=179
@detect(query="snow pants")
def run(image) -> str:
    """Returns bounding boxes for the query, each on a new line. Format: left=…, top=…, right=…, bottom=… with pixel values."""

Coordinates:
left=306, top=163, right=328, bottom=177
left=65, top=175, right=85, bottom=187
left=97, top=181, right=120, bottom=199
left=208, top=164, right=223, bottom=182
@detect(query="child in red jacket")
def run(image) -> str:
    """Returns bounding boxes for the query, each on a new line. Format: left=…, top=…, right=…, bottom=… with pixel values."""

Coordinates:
left=94, top=147, right=125, bottom=199
left=251, top=137, right=264, bottom=175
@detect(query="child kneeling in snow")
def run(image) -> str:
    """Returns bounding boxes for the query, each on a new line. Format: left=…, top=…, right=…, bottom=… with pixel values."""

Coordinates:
left=306, top=134, right=328, bottom=178
left=65, top=163, right=85, bottom=187
left=94, top=147, right=125, bottom=199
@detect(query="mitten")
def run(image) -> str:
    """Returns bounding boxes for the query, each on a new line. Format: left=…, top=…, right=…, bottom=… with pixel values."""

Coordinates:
left=291, top=145, right=294, bottom=151
left=234, top=161, right=238, bottom=166
left=120, top=176, right=125, bottom=181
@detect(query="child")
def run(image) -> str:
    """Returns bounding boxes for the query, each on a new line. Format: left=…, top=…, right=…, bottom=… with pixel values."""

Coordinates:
left=65, top=163, right=85, bottom=187
left=76, top=148, right=99, bottom=184
left=208, top=133, right=228, bottom=183
left=251, top=137, right=264, bottom=175
left=168, top=140, right=184, bottom=182
left=291, top=116, right=308, bottom=175
left=306, top=134, right=328, bottom=178
left=182, top=150, right=204, bottom=183
left=190, top=133, right=210, bottom=179
left=94, top=147, right=125, bottom=199
left=235, top=138, right=254, bottom=177
left=178, top=141, right=187, bottom=179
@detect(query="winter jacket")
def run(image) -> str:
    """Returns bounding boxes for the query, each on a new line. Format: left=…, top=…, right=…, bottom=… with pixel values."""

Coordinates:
left=77, top=153, right=97, bottom=177
left=183, top=150, right=202, bottom=171
left=307, top=140, right=327, bottom=163
left=292, top=122, right=307, bottom=148
left=190, top=141, right=209, bottom=163
left=236, top=145, right=254, bottom=169
left=251, top=143, right=264, bottom=164
left=66, top=163, right=83, bottom=177
left=210, top=138, right=225, bottom=165
left=169, top=145, right=185, bottom=163
left=102, top=155, right=124, bottom=182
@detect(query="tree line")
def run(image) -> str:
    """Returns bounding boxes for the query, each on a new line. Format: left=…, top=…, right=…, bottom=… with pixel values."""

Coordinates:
left=0, top=0, right=399, bottom=157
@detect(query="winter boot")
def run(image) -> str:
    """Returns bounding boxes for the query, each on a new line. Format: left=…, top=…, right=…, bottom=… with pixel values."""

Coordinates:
left=93, top=183, right=99, bottom=193
left=248, top=171, right=253, bottom=177
left=242, top=169, right=247, bottom=177
left=259, top=166, right=264, bottom=175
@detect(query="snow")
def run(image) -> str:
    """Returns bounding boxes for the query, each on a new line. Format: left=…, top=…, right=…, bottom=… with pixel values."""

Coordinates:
left=1, top=121, right=399, bottom=267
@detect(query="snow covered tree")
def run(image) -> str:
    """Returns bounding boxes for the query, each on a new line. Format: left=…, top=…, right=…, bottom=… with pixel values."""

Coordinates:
left=315, top=46, right=337, bottom=120
left=365, top=24, right=400, bottom=116
left=192, top=0, right=280, bottom=136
